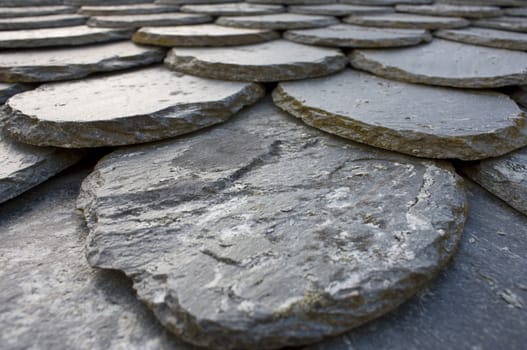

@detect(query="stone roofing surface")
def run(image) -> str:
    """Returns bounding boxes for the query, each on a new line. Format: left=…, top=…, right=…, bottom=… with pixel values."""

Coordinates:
left=0, top=1, right=526, bottom=350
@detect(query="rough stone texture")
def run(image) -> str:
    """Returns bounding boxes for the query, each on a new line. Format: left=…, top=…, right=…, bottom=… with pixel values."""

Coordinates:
left=87, top=13, right=212, bottom=29
left=512, top=85, right=527, bottom=108
left=0, top=5, right=77, bottom=18
left=288, top=4, right=394, bottom=16
left=0, top=83, right=30, bottom=104
left=284, top=24, right=431, bottom=48
left=0, top=41, right=164, bottom=83
left=305, top=180, right=527, bottom=350
left=156, top=0, right=240, bottom=4
left=0, top=26, right=133, bottom=49
left=164, top=39, right=347, bottom=82
left=473, top=16, right=527, bottom=33
left=134, top=24, right=279, bottom=47
left=341, top=0, right=432, bottom=5
left=3, top=66, right=264, bottom=148
left=349, top=39, right=527, bottom=88
left=0, top=162, right=196, bottom=350
left=0, top=14, right=87, bottom=30
left=180, top=3, right=284, bottom=16
left=343, top=13, right=470, bottom=29
left=505, top=7, right=527, bottom=17
left=216, top=13, right=338, bottom=30
left=273, top=69, right=527, bottom=160
left=66, top=0, right=155, bottom=4
left=0, top=133, right=82, bottom=204
left=79, top=4, right=180, bottom=16
left=246, top=0, right=336, bottom=5
left=437, top=0, right=525, bottom=5
left=77, top=98, right=466, bottom=350
left=395, top=4, right=503, bottom=18
left=435, top=27, right=527, bottom=51
left=462, top=148, right=527, bottom=216
left=0, top=0, right=63, bottom=6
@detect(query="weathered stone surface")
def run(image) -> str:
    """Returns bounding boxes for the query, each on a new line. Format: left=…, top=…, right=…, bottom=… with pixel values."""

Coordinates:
left=341, top=0, right=432, bottom=5
left=273, top=69, right=527, bottom=160
left=437, top=0, right=524, bottom=5
left=0, top=163, right=195, bottom=350
left=395, top=4, right=503, bottom=18
left=288, top=4, right=394, bottom=16
left=66, top=0, right=155, bottom=4
left=216, top=13, right=338, bottom=30
left=474, top=16, right=527, bottom=33
left=4, top=67, right=264, bottom=148
left=435, top=27, right=527, bottom=51
left=343, top=13, right=470, bottom=29
left=79, top=4, right=180, bottom=16
left=164, top=40, right=347, bottom=82
left=156, top=0, right=240, bottom=4
left=87, top=13, right=212, bottom=29
left=134, top=24, right=279, bottom=47
left=180, top=3, right=284, bottom=16
left=0, top=26, right=133, bottom=49
left=78, top=98, right=466, bottom=350
left=246, top=0, right=336, bottom=5
left=0, top=14, right=87, bottom=30
left=0, top=6, right=76, bottom=18
left=512, top=85, right=527, bottom=108
left=0, top=133, right=82, bottom=204
left=0, top=0, right=63, bottom=6
left=0, top=83, right=30, bottom=104
left=505, top=7, right=527, bottom=17
left=462, top=148, right=527, bottom=216
left=284, top=24, right=431, bottom=48
left=0, top=41, right=164, bottom=83
left=349, top=39, right=527, bottom=88
left=306, top=180, right=527, bottom=350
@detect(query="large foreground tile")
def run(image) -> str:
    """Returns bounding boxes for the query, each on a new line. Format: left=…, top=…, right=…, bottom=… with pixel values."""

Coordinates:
left=284, top=24, right=431, bottom=48
left=0, top=41, right=164, bottom=83
left=3, top=66, right=264, bottom=148
left=133, top=24, right=279, bottom=47
left=78, top=98, right=466, bottom=350
left=349, top=39, right=527, bottom=88
left=164, top=39, right=347, bottom=81
left=273, top=69, right=527, bottom=160
left=0, top=26, right=133, bottom=49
